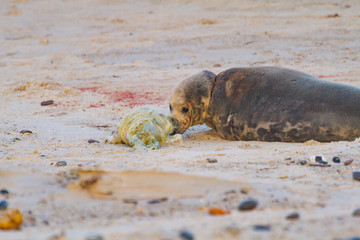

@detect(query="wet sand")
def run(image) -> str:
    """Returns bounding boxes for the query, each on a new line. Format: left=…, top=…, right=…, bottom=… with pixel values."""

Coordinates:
left=1, top=0, right=360, bottom=239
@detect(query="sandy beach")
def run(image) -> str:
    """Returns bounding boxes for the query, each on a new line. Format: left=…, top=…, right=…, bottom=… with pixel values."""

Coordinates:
left=1, top=0, right=360, bottom=239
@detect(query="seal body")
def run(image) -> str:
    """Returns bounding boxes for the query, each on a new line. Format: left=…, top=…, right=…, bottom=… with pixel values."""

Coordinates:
left=170, top=67, right=360, bottom=142
left=106, top=108, right=181, bottom=150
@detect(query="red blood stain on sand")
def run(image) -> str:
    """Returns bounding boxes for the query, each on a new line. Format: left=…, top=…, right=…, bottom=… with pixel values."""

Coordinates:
left=317, top=74, right=350, bottom=79
left=76, top=86, right=164, bottom=107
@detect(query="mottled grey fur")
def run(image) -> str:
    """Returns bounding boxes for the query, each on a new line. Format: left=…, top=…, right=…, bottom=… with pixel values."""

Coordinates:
left=171, top=66, right=360, bottom=142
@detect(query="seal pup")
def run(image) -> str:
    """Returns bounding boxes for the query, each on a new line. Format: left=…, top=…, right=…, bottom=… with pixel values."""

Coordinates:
left=106, top=108, right=181, bottom=150
left=169, top=67, right=360, bottom=142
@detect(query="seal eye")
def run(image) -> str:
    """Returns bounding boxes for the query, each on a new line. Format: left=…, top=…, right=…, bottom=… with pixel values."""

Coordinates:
left=182, top=106, right=189, bottom=114
left=169, top=104, right=172, bottom=112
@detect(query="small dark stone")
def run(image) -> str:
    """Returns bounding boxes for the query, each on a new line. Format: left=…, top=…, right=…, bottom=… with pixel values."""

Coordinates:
left=206, top=158, right=218, bottom=163
left=319, top=160, right=328, bottom=164
left=332, top=157, right=341, bottom=163
left=179, top=230, right=194, bottom=240
left=40, top=154, right=46, bottom=157
left=353, top=172, right=360, bottom=182
left=41, top=100, right=54, bottom=106
left=352, top=208, right=360, bottom=216
left=88, top=139, right=100, bottom=144
left=253, top=225, right=271, bottom=231
left=315, top=156, right=322, bottom=162
left=85, top=234, right=104, bottom=240
left=238, top=199, right=258, bottom=211
left=123, top=199, right=138, bottom=204
left=0, top=200, right=8, bottom=210
left=55, top=161, right=67, bottom=167
left=300, top=160, right=307, bottom=165
left=344, top=159, right=354, bottom=166
left=286, top=212, right=300, bottom=220
left=13, top=137, right=21, bottom=142
left=349, top=237, right=360, bottom=240
left=20, top=130, right=32, bottom=134
left=147, top=197, right=168, bottom=204
left=309, top=164, right=331, bottom=167
left=0, top=189, right=9, bottom=195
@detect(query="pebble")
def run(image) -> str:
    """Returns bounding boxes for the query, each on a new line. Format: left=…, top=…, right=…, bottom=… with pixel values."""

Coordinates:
left=55, top=161, right=67, bottom=167
left=332, top=157, right=341, bottom=163
left=88, top=139, right=100, bottom=144
left=319, top=160, right=328, bottom=164
left=238, top=199, right=258, bottom=211
left=286, top=212, right=300, bottom=220
left=353, top=172, right=360, bottom=181
left=0, top=200, right=8, bottom=210
left=20, top=130, right=32, bottom=134
left=40, top=100, right=54, bottom=106
left=86, top=234, right=104, bottom=240
left=315, top=156, right=322, bottom=162
left=253, top=225, right=271, bottom=231
left=352, top=208, right=360, bottom=216
left=224, top=225, right=240, bottom=237
left=300, top=160, right=307, bottom=165
left=344, top=159, right=354, bottom=166
left=206, top=158, right=218, bottom=163
left=208, top=208, right=230, bottom=216
left=147, top=197, right=168, bottom=204
left=0, top=189, right=9, bottom=196
left=179, top=230, right=194, bottom=240
left=12, top=138, right=21, bottom=142
left=309, top=164, right=331, bottom=167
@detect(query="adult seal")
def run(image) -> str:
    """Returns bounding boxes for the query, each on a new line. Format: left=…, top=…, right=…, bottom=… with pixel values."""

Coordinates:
left=169, top=66, right=360, bottom=142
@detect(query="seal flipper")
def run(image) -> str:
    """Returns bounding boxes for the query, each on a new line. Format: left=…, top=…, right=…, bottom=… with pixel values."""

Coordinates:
left=128, top=134, right=147, bottom=150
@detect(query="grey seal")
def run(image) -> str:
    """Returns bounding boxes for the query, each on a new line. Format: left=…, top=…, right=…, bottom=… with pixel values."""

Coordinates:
left=169, top=66, right=360, bottom=142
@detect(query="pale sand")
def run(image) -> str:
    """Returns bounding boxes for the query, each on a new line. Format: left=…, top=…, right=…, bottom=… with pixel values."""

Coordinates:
left=1, top=0, right=360, bottom=239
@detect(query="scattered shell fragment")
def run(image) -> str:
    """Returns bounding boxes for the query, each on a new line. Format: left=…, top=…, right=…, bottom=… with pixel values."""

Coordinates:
left=40, top=100, right=54, bottom=106
left=0, top=209, right=23, bottom=230
left=55, top=161, right=67, bottom=167
left=20, top=130, right=32, bottom=134
left=0, top=200, right=8, bottom=210
left=238, top=199, right=258, bottom=211
left=344, top=159, right=354, bottom=166
left=353, top=208, right=360, bottom=216
left=353, top=172, right=360, bottom=182
left=147, top=197, right=168, bottom=204
left=86, top=234, right=104, bottom=240
left=0, top=189, right=9, bottom=196
left=208, top=208, right=230, bottom=216
left=206, top=158, right=218, bottom=163
left=253, top=225, right=271, bottom=231
left=300, top=160, right=307, bottom=165
left=179, top=230, right=194, bottom=240
left=332, top=157, right=341, bottom=163
left=224, top=225, right=240, bottom=237
left=309, top=164, right=331, bottom=167
left=286, top=212, right=300, bottom=220
left=324, top=13, right=340, bottom=18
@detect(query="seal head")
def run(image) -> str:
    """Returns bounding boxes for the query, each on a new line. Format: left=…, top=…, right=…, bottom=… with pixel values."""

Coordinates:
left=170, top=70, right=216, bottom=133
